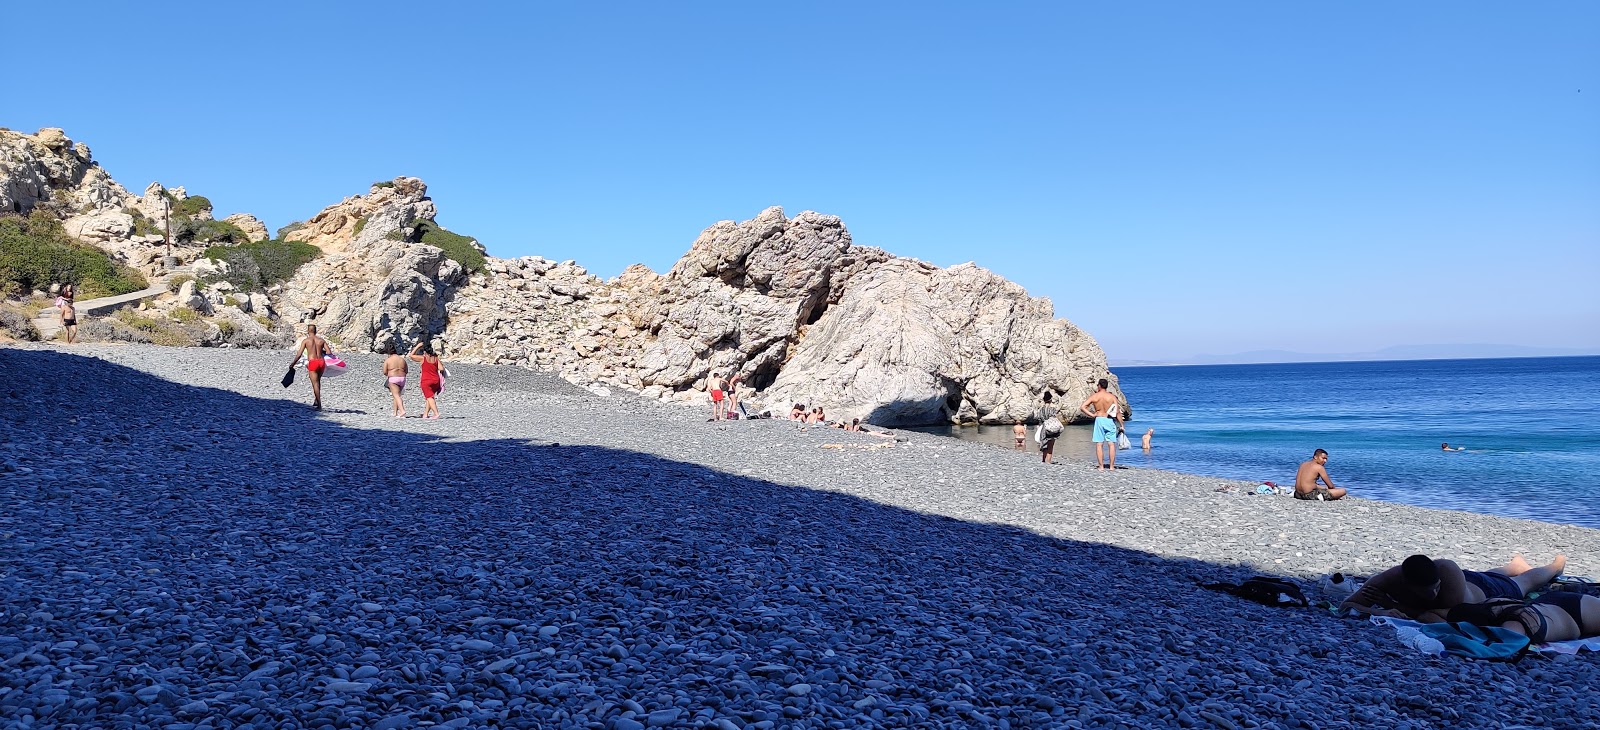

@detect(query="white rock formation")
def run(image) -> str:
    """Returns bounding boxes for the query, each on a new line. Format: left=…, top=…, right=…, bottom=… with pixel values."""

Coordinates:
left=275, top=178, right=466, bottom=352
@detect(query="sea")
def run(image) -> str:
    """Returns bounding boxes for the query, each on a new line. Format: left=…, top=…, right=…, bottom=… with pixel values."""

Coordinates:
left=911, top=356, right=1600, bottom=530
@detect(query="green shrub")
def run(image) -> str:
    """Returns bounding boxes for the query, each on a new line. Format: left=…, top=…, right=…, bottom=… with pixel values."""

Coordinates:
left=201, top=238, right=320, bottom=292
left=414, top=220, right=486, bottom=273
left=176, top=218, right=250, bottom=245
left=166, top=274, right=196, bottom=293
left=169, top=306, right=201, bottom=323
left=172, top=195, right=212, bottom=219
left=217, top=319, right=237, bottom=338
left=371, top=181, right=395, bottom=190
left=352, top=216, right=368, bottom=238
left=277, top=221, right=305, bottom=240
left=126, top=208, right=162, bottom=237
left=223, top=295, right=239, bottom=307
left=0, top=210, right=149, bottom=299
left=113, top=308, right=194, bottom=346
left=254, top=315, right=272, bottom=328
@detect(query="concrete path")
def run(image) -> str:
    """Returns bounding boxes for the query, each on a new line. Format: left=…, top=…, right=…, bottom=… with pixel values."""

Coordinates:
left=33, top=266, right=192, bottom=341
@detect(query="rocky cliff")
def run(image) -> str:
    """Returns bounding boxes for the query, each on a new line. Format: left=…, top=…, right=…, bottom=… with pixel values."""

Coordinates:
left=2, top=127, right=1127, bottom=424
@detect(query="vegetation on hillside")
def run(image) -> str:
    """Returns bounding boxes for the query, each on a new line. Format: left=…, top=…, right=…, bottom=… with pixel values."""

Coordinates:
left=0, top=210, right=148, bottom=298
left=176, top=218, right=251, bottom=245
left=388, top=219, right=485, bottom=273
left=201, top=239, right=320, bottom=292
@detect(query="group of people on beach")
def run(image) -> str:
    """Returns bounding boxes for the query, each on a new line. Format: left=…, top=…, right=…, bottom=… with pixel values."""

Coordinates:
left=284, top=324, right=446, bottom=417
left=1022, top=379, right=1147, bottom=469
left=1341, top=553, right=1600, bottom=643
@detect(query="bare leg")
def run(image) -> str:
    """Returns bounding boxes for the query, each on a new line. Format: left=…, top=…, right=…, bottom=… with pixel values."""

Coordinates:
left=426, top=397, right=438, bottom=419
left=1496, top=554, right=1534, bottom=576
left=1509, top=555, right=1567, bottom=595
left=1094, top=442, right=1106, bottom=469
left=389, top=383, right=405, bottom=417
left=1108, top=443, right=1117, bottom=469
left=309, top=371, right=323, bottom=410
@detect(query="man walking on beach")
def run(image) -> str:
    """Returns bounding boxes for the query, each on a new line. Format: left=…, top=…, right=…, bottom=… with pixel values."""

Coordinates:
left=1079, top=378, right=1122, bottom=469
left=288, top=324, right=333, bottom=411
left=1294, top=449, right=1346, bottom=501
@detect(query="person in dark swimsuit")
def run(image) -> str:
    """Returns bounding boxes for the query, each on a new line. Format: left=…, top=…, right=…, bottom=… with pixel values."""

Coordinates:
left=1341, top=553, right=1567, bottom=621
left=1449, top=592, right=1600, bottom=643
left=55, top=283, right=78, bottom=343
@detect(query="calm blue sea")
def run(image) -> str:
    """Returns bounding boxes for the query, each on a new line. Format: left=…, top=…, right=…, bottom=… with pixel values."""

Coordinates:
left=921, top=357, right=1600, bottom=529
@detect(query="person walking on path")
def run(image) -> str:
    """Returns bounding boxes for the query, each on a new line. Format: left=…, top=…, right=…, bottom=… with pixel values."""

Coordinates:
left=410, top=339, right=445, bottom=420
left=1079, top=378, right=1122, bottom=469
left=1037, top=392, right=1062, bottom=464
left=708, top=372, right=727, bottom=421
left=287, top=324, right=334, bottom=411
left=1294, top=448, right=1347, bottom=501
left=54, top=283, right=77, bottom=344
left=383, top=346, right=409, bottom=418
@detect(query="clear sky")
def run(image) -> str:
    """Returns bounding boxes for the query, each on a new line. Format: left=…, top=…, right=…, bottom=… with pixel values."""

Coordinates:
left=7, top=2, right=1597, bottom=361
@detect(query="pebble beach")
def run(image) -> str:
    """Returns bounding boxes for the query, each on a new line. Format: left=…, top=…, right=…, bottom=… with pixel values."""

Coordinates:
left=4, top=343, right=1599, bottom=729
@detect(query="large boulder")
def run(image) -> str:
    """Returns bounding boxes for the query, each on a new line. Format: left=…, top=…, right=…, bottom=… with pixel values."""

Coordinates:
left=441, top=206, right=1127, bottom=425
left=275, top=178, right=465, bottom=352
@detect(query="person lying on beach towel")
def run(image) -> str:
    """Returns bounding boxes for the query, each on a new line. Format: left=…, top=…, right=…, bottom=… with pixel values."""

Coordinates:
left=1341, top=554, right=1567, bottom=622
left=1448, top=592, right=1600, bottom=644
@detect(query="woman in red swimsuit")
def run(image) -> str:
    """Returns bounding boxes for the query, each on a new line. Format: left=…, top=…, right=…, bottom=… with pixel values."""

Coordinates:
left=409, top=339, right=445, bottom=420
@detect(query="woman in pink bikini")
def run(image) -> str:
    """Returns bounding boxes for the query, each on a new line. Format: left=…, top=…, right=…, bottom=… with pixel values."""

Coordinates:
left=383, top=348, right=409, bottom=417
left=410, top=339, right=445, bottom=419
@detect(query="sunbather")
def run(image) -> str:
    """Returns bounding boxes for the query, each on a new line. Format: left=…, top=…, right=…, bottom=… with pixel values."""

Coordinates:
left=1448, top=591, right=1600, bottom=643
left=1340, top=553, right=1566, bottom=622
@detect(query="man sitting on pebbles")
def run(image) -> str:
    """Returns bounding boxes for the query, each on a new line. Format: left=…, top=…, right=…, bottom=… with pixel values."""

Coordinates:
left=1340, top=554, right=1567, bottom=621
left=1294, top=449, right=1346, bottom=501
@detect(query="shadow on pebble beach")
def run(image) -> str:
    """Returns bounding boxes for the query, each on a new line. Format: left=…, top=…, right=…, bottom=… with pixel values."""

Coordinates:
left=3, top=348, right=1593, bottom=730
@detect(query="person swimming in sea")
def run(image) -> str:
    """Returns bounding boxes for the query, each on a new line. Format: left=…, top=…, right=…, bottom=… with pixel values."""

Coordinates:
left=1441, top=443, right=1465, bottom=452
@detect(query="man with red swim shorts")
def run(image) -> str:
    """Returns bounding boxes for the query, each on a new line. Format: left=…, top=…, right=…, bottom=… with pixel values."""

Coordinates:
left=288, top=323, right=334, bottom=411
left=708, top=372, right=727, bottom=421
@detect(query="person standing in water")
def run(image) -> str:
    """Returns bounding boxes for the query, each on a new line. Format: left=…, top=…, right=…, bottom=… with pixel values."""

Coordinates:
left=383, top=345, right=409, bottom=418
left=287, top=324, right=334, bottom=411
left=1142, top=428, right=1154, bottom=452
left=410, top=339, right=445, bottom=420
left=1013, top=419, right=1026, bottom=450
left=1079, top=378, right=1122, bottom=469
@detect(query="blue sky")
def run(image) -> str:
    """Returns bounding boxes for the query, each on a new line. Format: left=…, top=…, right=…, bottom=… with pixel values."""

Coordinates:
left=7, top=2, right=1597, bottom=361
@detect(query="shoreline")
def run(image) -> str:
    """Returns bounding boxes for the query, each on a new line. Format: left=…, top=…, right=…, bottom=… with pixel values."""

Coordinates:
left=909, top=422, right=1600, bottom=531
left=5, top=342, right=1599, bottom=728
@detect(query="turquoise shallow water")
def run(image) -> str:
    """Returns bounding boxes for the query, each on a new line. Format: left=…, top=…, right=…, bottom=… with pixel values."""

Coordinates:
left=921, top=356, right=1600, bottom=529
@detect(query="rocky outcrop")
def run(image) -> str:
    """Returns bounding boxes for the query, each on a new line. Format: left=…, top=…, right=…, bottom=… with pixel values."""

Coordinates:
left=1, top=128, right=132, bottom=217
left=275, top=178, right=466, bottom=352
left=439, top=207, right=1126, bottom=425
left=223, top=213, right=269, bottom=242
left=279, top=180, right=439, bottom=255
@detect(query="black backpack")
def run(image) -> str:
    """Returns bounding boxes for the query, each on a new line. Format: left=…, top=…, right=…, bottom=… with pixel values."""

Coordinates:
left=1202, top=576, right=1309, bottom=608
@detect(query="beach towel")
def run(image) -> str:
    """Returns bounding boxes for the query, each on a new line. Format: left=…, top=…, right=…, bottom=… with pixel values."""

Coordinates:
left=321, top=356, right=348, bottom=378
left=1370, top=617, right=1600, bottom=657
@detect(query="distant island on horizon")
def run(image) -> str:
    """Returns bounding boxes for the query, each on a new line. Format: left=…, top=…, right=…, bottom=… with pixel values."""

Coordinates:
left=1112, top=343, right=1600, bottom=367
